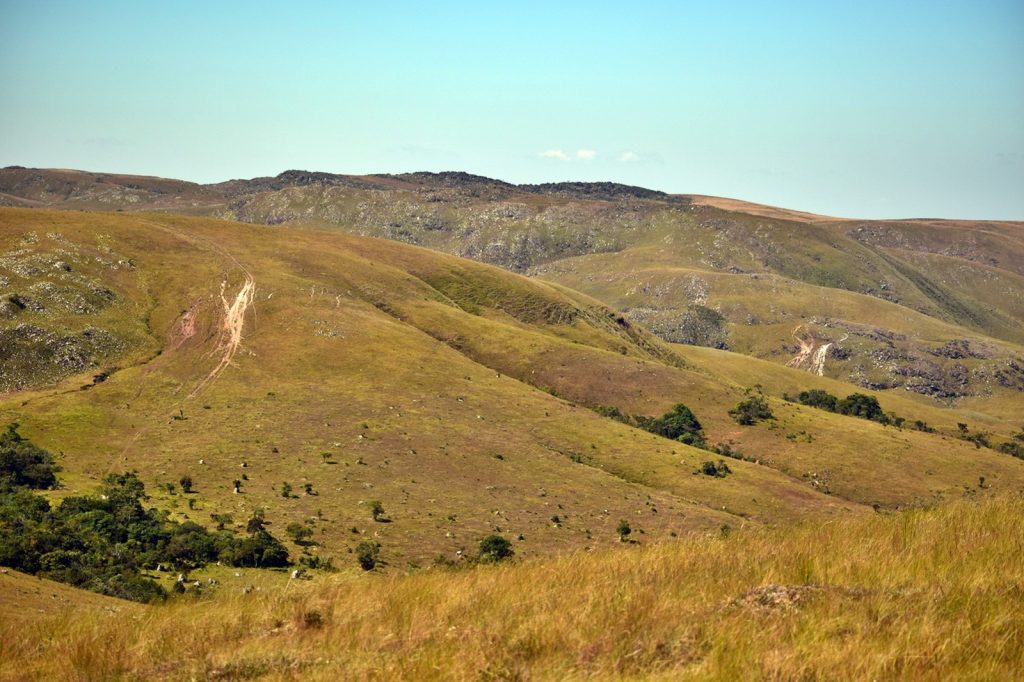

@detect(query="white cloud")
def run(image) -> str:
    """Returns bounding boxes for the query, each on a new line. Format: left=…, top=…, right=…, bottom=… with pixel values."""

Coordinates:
left=619, top=151, right=640, bottom=162
left=576, top=149, right=597, bottom=160
left=539, top=149, right=570, bottom=161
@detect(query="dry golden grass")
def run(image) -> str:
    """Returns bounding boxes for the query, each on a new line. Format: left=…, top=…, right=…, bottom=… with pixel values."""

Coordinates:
left=3, top=494, right=1021, bottom=681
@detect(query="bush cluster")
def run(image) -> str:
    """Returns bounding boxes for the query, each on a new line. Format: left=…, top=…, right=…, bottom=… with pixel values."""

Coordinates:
left=729, top=388, right=774, bottom=426
left=634, top=403, right=707, bottom=447
left=0, top=426, right=289, bottom=602
left=794, top=390, right=900, bottom=425
left=696, top=460, right=732, bottom=478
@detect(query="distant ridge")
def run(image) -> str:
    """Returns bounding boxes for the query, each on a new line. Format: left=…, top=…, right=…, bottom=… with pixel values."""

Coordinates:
left=1, top=166, right=683, bottom=205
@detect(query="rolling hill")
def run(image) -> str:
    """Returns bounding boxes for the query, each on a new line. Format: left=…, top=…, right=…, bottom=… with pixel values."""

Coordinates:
left=4, top=166, right=1023, bottom=407
left=2, top=172, right=1023, bottom=679
left=2, top=205, right=1022, bottom=571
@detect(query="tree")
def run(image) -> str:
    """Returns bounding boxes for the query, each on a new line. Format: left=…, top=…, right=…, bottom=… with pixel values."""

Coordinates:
left=478, top=534, right=514, bottom=562
left=797, top=389, right=838, bottom=412
left=227, top=530, right=289, bottom=568
left=616, top=519, right=632, bottom=542
left=178, top=475, right=193, bottom=494
left=837, top=393, right=886, bottom=423
left=0, top=423, right=59, bottom=491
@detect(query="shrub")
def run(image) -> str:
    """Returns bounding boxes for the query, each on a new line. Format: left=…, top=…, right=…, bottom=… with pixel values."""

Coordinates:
left=616, top=519, right=632, bottom=542
left=210, top=513, right=233, bottom=530
left=179, top=475, right=193, bottom=494
left=286, top=522, right=314, bottom=545
left=227, top=531, right=290, bottom=568
left=798, top=390, right=908, bottom=427
left=478, top=534, right=514, bottom=562
left=302, top=610, right=324, bottom=629
left=299, top=555, right=335, bottom=571
left=355, top=541, right=380, bottom=570
left=368, top=500, right=386, bottom=522
left=281, top=482, right=293, bottom=498
left=998, top=441, right=1024, bottom=459
left=955, top=423, right=991, bottom=449
left=714, top=443, right=757, bottom=462
left=593, top=405, right=629, bottom=423
left=698, top=460, right=732, bottom=478
left=729, top=390, right=774, bottom=426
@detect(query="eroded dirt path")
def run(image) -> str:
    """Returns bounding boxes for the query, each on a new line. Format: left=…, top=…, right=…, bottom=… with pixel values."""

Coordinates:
left=786, top=325, right=846, bottom=376
left=786, top=325, right=814, bottom=371
left=188, top=274, right=255, bottom=397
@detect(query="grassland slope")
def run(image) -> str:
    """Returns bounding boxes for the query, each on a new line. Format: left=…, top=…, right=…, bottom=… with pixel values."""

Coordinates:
left=2, top=208, right=868, bottom=576
left=4, top=167, right=1022, bottom=405
left=3, top=494, right=1020, bottom=680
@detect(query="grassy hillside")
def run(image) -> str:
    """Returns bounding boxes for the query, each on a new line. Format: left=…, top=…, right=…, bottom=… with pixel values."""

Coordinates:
left=0, top=208, right=851, bottom=574
left=1, top=195, right=1022, bottom=680
left=5, top=167, right=1022, bottom=406
left=2, top=207, right=1023, bottom=579
left=3, top=494, right=1021, bottom=680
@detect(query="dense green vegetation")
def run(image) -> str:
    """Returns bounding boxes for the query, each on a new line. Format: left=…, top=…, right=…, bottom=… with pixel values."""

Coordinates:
left=478, top=534, right=514, bottom=562
left=0, top=423, right=59, bottom=491
left=0, top=426, right=289, bottom=602
left=795, top=389, right=893, bottom=424
left=795, top=389, right=839, bottom=412
left=635, top=403, right=706, bottom=447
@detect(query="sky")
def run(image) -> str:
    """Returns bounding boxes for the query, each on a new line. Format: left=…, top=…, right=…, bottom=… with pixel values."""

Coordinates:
left=1, top=1, right=1022, bottom=219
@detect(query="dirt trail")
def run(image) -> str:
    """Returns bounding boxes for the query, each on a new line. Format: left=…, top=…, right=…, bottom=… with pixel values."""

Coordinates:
left=785, top=325, right=815, bottom=371
left=786, top=325, right=846, bottom=377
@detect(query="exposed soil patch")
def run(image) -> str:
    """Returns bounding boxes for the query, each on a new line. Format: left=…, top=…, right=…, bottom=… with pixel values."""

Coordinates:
left=188, top=275, right=255, bottom=397
left=730, top=584, right=870, bottom=613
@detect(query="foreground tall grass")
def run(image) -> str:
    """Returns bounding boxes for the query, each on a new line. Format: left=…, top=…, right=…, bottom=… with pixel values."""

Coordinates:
left=3, top=494, right=1022, bottom=681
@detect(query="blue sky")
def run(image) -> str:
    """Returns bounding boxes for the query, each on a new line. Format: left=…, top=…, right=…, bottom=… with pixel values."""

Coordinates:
left=1, top=1, right=1022, bottom=218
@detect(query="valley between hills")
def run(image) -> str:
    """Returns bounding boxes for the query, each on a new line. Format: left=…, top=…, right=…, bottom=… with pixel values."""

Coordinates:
left=1, top=167, right=1022, bottom=680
